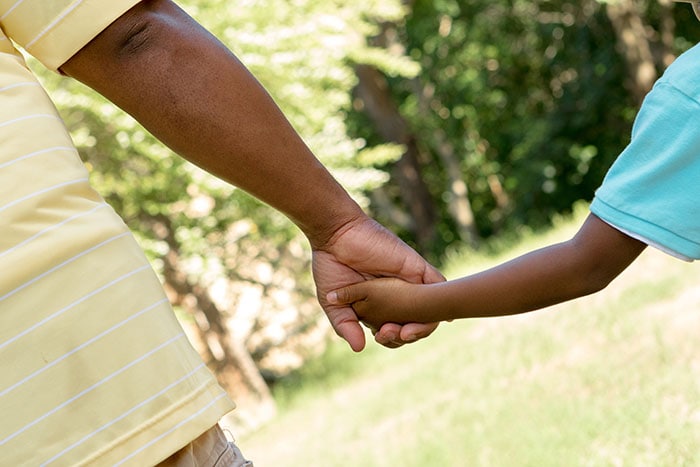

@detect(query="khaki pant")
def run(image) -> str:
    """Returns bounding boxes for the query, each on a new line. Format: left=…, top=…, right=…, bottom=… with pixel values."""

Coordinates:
left=156, top=425, right=253, bottom=467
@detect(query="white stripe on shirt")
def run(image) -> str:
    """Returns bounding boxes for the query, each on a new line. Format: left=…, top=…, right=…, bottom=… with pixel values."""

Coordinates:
left=0, top=297, right=168, bottom=397
left=25, top=0, right=84, bottom=49
left=0, top=203, right=109, bottom=259
left=114, top=393, right=230, bottom=467
left=0, top=333, right=187, bottom=447
left=0, top=230, right=130, bottom=302
left=0, top=114, right=62, bottom=129
left=0, top=146, right=76, bottom=170
left=41, top=362, right=207, bottom=466
left=0, top=0, right=26, bottom=21
left=0, top=177, right=89, bottom=213
left=0, top=263, right=151, bottom=351
left=0, top=82, right=41, bottom=93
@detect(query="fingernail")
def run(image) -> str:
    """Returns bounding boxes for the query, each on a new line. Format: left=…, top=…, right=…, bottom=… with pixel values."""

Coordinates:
left=326, top=292, right=338, bottom=304
left=405, top=334, right=418, bottom=343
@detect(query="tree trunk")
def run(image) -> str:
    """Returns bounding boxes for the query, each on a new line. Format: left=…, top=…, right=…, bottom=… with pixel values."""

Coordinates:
left=605, top=0, right=658, bottom=106
left=431, top=128, right=481, bottom=248
left=410, top=73, right=482, bottom=247
left=354, top=63, right=438, bottom=253
left=152, top=215, right=276, bottom=434
left=656, top=0, right=677, bottom=67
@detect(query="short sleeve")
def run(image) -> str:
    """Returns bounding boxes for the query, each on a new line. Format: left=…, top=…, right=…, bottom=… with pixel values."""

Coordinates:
left=590, top=44, right=700, bottom=261
left=0, top=0, right=142, bottom=71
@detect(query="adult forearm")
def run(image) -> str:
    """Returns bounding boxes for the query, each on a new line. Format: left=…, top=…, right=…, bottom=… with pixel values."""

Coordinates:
left=60, top=0, right=362, bottom=246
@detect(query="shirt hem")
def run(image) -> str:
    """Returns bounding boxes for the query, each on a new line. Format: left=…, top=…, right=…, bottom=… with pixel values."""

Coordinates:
left=591, top=197, right=697, bottom=262
left=77, top=380, right=235, bottom=467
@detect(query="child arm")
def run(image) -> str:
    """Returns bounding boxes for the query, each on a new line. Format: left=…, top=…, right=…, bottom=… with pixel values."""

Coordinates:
left=329, top=214, right=646, bottom=328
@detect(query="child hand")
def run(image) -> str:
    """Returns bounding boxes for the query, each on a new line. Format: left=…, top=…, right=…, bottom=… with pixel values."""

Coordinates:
left=327, top=277, right=430, bottom=333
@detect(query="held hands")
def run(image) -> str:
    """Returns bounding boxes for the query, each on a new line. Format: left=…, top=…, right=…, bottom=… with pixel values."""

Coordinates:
left=327, top=277, right=428, bottom=334
left=311, top=214, right=444, bottom=352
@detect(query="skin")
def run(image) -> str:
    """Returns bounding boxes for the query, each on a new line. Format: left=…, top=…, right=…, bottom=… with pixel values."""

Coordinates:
left=59, top=0, right=445, bottom=351
left=328, top=214, right=647, bottom=329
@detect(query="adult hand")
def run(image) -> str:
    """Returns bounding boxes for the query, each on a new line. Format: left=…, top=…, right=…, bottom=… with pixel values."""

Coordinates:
left=311, top=214, right=444, bottom=352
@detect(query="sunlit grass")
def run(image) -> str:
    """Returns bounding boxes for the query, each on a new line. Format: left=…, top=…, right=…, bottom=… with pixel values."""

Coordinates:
left=239, top=206, right=700, bottom=466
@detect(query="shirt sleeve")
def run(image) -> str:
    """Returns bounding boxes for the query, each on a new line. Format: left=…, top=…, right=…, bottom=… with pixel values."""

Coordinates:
left=590, top=44, right=700, bottom=261
left=0, top=0, right=142, bottom=71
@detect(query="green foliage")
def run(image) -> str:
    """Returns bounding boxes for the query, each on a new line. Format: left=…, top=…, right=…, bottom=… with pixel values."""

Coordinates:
left=180, top=0, right=409, bottom=200
left=348, top=0, right=700, bottom=255
left=401, top=1, right=631, bottom=235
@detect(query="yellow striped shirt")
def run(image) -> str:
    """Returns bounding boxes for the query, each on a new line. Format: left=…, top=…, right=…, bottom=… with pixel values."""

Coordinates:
left=0, top=1, right=235, bottom=465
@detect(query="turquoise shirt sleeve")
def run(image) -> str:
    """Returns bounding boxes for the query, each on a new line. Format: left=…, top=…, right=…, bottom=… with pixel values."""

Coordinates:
left=590, top=43, right=700, bottom=261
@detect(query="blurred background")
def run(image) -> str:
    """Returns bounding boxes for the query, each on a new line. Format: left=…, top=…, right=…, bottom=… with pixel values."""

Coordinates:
left=35, top=0, right=700, bottom=463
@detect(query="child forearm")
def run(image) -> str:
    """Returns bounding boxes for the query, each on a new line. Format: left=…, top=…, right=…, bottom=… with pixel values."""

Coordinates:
left=418, top=214, right=646, bottom=321
left=334, top=214, right=647, bottom=326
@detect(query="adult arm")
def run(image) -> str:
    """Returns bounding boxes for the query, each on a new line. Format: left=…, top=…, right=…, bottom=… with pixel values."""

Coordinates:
left=328, top=214, right=646, bottom=326
left=59, top=0, right=443, bottom=350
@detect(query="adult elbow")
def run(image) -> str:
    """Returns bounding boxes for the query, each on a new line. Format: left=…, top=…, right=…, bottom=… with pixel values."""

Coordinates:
left=100, top=1, right=171, bottom=61
left=59, top=0, right=166, bottom=77
left=115, top=14, right=156, bottom=58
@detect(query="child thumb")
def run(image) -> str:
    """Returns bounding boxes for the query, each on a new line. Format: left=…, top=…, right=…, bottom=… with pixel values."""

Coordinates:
left=327, top=285, right=360, bottom=305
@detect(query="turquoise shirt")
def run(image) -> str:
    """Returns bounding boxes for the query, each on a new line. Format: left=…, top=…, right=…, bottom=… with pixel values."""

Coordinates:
left=591, top=43, right=700, bottom=261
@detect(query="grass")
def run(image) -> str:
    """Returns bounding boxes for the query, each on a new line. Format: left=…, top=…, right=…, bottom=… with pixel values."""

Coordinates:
left=238, top=206, right=700, bottom=466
